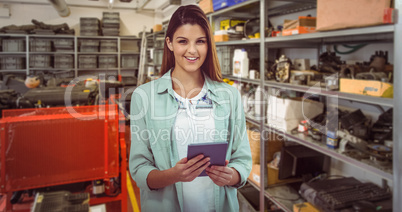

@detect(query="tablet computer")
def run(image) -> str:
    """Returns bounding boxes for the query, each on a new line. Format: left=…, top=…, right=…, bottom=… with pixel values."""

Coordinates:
left=187, top=142, right=228, bottom=177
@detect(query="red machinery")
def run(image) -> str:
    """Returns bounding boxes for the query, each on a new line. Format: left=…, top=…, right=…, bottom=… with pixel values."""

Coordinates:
left=0, top=104, right=127, bottom=212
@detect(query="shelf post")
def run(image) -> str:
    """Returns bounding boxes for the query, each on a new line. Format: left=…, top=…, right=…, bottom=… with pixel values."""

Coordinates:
left=259, top=0, right=267, bottom=212
left=393, top=0, right=402, bottom=210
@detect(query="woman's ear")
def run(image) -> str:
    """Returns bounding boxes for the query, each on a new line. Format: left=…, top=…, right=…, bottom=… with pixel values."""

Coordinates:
left=166, top=37, right=173, bottom=51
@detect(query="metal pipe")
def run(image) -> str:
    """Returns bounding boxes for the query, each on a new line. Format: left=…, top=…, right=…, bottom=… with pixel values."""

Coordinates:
left=47, top=0, right=70, bottom=17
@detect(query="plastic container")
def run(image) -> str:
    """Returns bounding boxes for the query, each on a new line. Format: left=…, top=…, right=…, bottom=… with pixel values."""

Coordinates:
left=1, top=56, right=25, bottom=69
left=216, top=46, right=234, bottom=75
left=2, top=39, right=26, bottom=52
left=29, top=55, right=52, bottom=68
left=30, top=39, right=52, bottom=52
left=121, top=55, right=138, bottom=68
left=232, top=48, right=249, bottom=78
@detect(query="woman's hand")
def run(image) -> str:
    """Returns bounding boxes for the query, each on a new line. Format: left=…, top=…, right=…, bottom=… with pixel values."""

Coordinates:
left=206, top=160, right=240, bottom=187
left=172, top=154, right=210, bottom=182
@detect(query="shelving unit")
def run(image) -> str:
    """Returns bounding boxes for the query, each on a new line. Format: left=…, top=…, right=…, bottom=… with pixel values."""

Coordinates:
left=0, top=34, right=141, bottom=81
left=209, top=0, right=401, bottom=211
left=144, top=30, right=165, bottom=78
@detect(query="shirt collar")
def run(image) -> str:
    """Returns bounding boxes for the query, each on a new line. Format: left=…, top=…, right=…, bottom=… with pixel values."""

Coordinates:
left=156, top=69, right=221, bottom=103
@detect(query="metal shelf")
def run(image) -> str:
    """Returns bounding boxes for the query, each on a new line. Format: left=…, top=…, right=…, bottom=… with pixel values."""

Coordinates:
left=30, top=68, right=74, bottom=71
left=264, top=80, right=394, bottom=107
left=215, top=38, right=260, bottom=46
left=265, top=25, right=394, bottom=44
left=121, top=52, right=140, bottom=55
left=222, top=74, right=260, bottom=85
left=247, top=179, right=301, bottom=212
left=77, top=36, right=119, bottom=39
left=77, top=68, right=118, bottom=71
left=78, top=52, right=118, bottom=55
left=29, top=34, right=75, bottom=38
left=0, top=69, right=27, bottom=73
left=261, top=123, right=393, bottom=181
left=0, top=52, right=26, bottom=55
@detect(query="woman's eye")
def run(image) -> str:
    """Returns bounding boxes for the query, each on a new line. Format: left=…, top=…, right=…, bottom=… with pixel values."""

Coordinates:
left=178, top=40, right=187, bottom=44
left=197, top=40, right=206, bottom=44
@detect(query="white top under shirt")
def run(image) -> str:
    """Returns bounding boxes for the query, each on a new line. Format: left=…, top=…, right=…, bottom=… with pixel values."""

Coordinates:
left=173, top=83, right=216, bottom=212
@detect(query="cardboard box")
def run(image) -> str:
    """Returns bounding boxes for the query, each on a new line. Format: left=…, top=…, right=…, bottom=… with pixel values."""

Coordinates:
left=247, top=128, right=284, bottom=164
left=293, top=202, right=321, bottom=212
left=282, top=16, right=316, bottom=36
left=198, top=0, right=214, bottom=14
left=316, top=0, right=394, bottom=31
left=267, top=96, right=324, bottom=132
left=248, top=164, right=300, bottom=187
left=340, top=78, right=393, bottom=98
left=153, top=24, right=162, bottom=32
left=213, top=34, right=229, bottom=42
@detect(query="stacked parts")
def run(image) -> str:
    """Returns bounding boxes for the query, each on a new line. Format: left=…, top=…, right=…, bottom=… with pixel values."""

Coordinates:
left=102, top=12, right=120, bottom=36
left=80, top=18, right=100, bottom=36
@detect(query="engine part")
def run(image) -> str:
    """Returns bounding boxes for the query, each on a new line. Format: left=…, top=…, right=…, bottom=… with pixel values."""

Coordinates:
left=20, top=85, right=98, bottom=108
left=273, top=55, right=292, bottom=83
left=318, top=51, right=343, bottom=73
left=372, top=108, right=393, bottom=142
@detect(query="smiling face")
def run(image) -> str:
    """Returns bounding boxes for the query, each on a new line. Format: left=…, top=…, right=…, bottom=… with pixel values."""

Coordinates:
left=166, top=23, right=208, bottom=75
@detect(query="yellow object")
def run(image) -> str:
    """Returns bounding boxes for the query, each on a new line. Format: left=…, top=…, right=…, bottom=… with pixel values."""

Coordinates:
left=126, top=171, right=140, bottom=212
left=220, top=19, right=246, bottom=30
left=293, top=202, right=321, bottom=212
left=340, top=78, right=393, bottom=98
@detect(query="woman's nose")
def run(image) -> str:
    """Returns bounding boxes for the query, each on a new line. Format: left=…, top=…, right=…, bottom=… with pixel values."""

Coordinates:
left=187, top=43, right=196, bottom=54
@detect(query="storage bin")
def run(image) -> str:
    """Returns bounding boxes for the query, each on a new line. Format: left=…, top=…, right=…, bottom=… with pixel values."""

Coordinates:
left=80, top=30, right=100, bottom=36
left=98, top=55, right=117, bottom=68
left=54, top=54, right=73, bottom=69
left=100, top=40, right=117, bottom=52
left=80, top=18, right=100, bottom=26
left=53, top=39, right=74, bottom=52
left=29, top=55, right=52, bottom=68
left=121, top=55, right=139, bottom=68
left=29, top=38, right=52, bottom=52
left=79, top=55, right=97, bottom=68
left=1, top=56, right=25, bottom=69
left=2, top=39, right=26, bottom=52
left=120, top=40, right=140, bottom=53
left=80, top=40, right=100, bottom=47
left=102, top=12, right=119, bottom=19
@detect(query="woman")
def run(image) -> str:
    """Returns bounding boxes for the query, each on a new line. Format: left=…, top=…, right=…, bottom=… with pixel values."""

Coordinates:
left=129, top=5, right=252, bottom=212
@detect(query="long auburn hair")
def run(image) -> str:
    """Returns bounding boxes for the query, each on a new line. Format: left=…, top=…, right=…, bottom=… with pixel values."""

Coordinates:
left=159, top=5, right=222, bottom=82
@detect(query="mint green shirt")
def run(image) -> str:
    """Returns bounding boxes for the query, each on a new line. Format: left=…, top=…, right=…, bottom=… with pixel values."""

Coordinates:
left=129, top=70, right=252, bottom=212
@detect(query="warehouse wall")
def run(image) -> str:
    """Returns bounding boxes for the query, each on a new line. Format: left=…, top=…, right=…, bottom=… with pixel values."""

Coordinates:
left=0, top=3, right=157, bottom=36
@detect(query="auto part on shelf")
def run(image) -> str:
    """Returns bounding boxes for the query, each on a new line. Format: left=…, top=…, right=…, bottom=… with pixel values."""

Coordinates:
left=273, top=55, right=292, bottom=83
left=371, top=108, right=393, bottom=142
left=318, top=51, right=343, bottom=73
left=290, top=70, right=322, bottom=86
left=0, top=75, right=30, bottom=95
left=19, top=85, right=98, bottom=108
left=340, top=109, right=370, bottom=140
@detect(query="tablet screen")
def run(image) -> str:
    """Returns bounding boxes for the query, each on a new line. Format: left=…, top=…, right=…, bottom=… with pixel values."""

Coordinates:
left=187, top=142, right=228, bottom=177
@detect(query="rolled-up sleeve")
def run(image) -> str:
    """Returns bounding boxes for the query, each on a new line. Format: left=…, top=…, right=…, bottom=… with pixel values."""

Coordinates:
left=129, top=87, right=157, bottom=191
